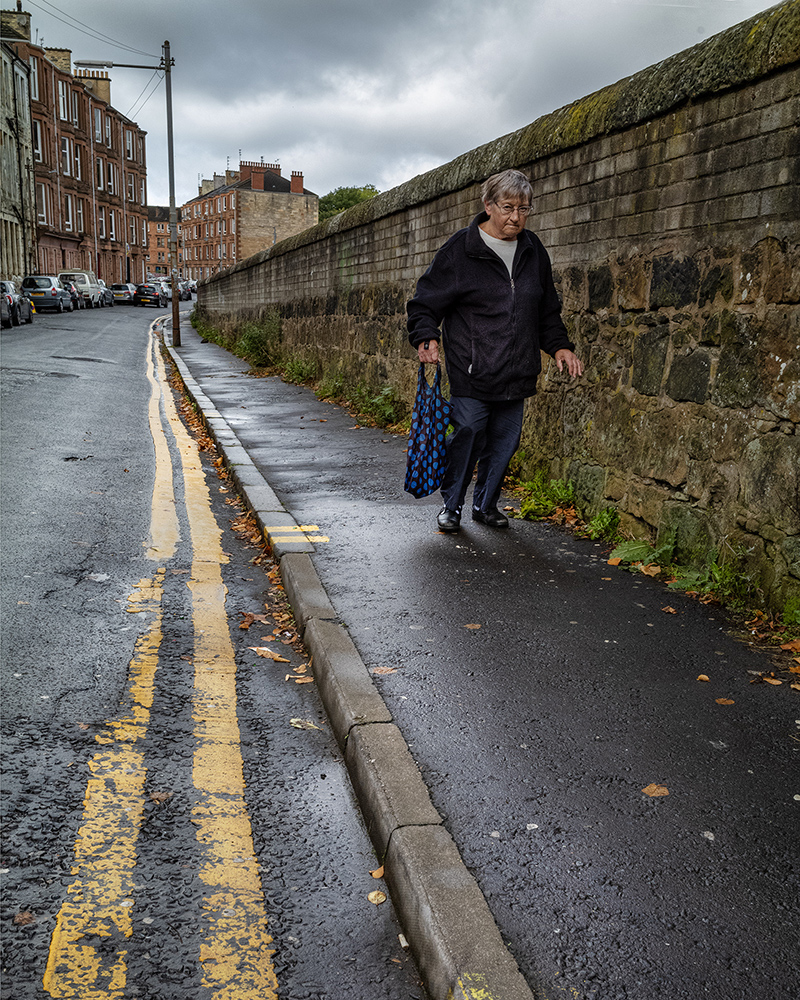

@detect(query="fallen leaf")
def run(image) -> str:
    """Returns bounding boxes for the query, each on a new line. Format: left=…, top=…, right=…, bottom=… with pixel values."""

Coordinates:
left=180, top=655, right=193, bottom=662
left=607, top=557, right=622, bottom=566
left=640, top=564, right=661, bottom=577
left=464, top=623, right=481, bottom=630
left=290, top=718, right=321, bottom=730
left=368, top=890, right=387, bottom=905
left=370, top=865, right=385, bottom=879
left=294, top=677, right=314, bottom=685
left=248, top=646, right=290, bottom=663
left=716, top=698, right=735, bottom=705
left=789, top=665, right=800, bottom=675
left=641, top=783, right=669, bottom=798
left=763, top=677, right=782, bottom=686
left=697, top=674, right=710, bottom=682
left=791, top=683, right=800, bottom=692
left=372, top=666, right=397, bottom=675
left=77, top=722, right=89, bottom=730
left=780, top=639, right=800, bottom=652
left=149, top=791, right=173, bottom=803
left=662, top=606, right=677, bottom=614
left=13, top=911, right=35, bottom=926
left=239, top=612, right=270, bottom=630
left=601, top=577, right=612, bottom=581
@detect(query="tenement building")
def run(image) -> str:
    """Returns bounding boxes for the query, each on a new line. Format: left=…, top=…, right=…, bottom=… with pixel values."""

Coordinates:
left=181, top=161, right=318, bottom=282
left=1, top=6, right=149, bottom=283
left=145, top=205, right=184, bottom=279
left=1, top=36, right=37, bottom=280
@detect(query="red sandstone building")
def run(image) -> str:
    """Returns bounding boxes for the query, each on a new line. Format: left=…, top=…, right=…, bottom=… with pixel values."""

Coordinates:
left=145, top=205, right=184, bottom=279
left=181, top=161, right=318, bottom=282
left=1, top=7, right=149, bottom=283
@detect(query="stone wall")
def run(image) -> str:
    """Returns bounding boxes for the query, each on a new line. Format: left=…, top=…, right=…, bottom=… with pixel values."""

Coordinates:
left=196, top=0, right=800, bottom=616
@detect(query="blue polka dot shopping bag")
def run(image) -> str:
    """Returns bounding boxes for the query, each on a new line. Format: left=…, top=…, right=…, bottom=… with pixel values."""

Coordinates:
left=404, top=362, right=450, bottom=498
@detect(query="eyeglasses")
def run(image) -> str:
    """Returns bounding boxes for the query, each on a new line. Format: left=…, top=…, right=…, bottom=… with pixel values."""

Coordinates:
left=494, top=203, right=531, bottom=216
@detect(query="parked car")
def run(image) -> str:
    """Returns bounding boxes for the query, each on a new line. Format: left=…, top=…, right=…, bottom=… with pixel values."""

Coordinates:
left=97, top=279, right=115, bottom=307
left=57, top=269, right=102, bottom=308
left=158, top=280, right=172, bottom=301
left=0, top=280, right=34, bottom=325
left=63, top=281, right=85, bottom=310
left=111, top=282, right=137, bottom=304
left=134, top=283, right=167, bottom=307
left=1, top=291, right=11, bottom=328
left=22, top=275, right=74, bottom=313
left=177, top=281, right=192, bottom=301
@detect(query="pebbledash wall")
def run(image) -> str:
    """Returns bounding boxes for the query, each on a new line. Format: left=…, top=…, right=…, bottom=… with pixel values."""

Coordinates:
left=197, top=1, right=800, bottom=616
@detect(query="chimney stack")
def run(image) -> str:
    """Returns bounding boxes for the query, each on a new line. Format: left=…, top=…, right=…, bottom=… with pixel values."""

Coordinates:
left=75, top=69, right=111, bottom=105
left=290, top=171, right=304, bottom=194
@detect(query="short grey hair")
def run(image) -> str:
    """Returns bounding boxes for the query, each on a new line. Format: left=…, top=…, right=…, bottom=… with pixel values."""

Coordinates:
left=481, top=169, right=533, bottom=205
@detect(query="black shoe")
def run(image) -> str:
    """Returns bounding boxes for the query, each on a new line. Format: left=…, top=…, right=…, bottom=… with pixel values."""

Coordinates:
left=471, top=506, right=509, bottom=528
left=437, top=507, right=461, bottom=533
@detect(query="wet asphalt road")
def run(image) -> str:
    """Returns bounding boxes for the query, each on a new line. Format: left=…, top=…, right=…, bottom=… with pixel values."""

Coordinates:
left=173, top=323, right=800, bottom=1000
left=0, top=305, right=423, bottom=999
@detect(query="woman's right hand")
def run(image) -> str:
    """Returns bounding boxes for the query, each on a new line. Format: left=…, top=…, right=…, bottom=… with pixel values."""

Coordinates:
left=417, top=339, right=440, bottom=364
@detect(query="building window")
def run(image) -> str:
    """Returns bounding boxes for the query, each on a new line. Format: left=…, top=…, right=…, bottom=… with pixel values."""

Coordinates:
left=157, top=222, right=164, bottom=232
left=96, top=156, right=104, bottom=190
left=98, top=206, right=106, bottom=238
left=157, top=238, right=164, bottom=247
left=74, top=144, right=82, bottom=180
left=109, top=210, right=117, bottom=241
left=129, top=218, right=137, bottom=245
left=140, top=179, right=146, bottom=205
left=105, top=117, right=112, bottom=146
left=30, top=56, right=39, bottom=101
left=94, top=108, right=102, bottom=141
left=76, top=199, right=84, bottom=232
left=107, top=162, right=115, bottom=194
left=60, top=136, right=72, bottom=176
left=222, top=196, right=226, bottom=210
left=64, top=194, right=74, bottom=232
left=71, top=90, right=79, bottom=126
left=127, top=174, right=135, bottom=201
left=125, top=129, right=133, bottom=159
left=36, top=183, right=48, bottom=225
left=32, top=120, right=42, bottom=162
left=58, top=80, right=69, bottom=120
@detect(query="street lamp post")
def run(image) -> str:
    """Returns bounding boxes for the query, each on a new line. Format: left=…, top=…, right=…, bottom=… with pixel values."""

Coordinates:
left=75, top=41, right=181, bottom=346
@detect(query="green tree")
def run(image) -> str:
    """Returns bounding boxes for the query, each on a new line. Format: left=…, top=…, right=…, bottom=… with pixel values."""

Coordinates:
left=318, top=184, right=380, bottom=222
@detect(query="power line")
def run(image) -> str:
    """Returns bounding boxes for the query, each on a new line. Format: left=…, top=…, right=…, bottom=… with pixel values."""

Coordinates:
left=127, top=70, right=163, bottom=120
left=26, top=0, right=159, bottom=59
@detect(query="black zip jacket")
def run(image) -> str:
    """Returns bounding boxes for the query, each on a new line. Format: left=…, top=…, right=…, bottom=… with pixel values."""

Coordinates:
left=407, top=212, right=573, bottom=400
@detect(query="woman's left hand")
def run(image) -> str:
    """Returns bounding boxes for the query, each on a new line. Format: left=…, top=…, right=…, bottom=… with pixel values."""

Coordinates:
left=554, top=349, right=583, bottom=378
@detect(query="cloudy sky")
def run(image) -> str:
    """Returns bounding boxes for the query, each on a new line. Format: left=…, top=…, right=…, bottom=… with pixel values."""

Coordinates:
left=22, top=0, right=775, bottom=206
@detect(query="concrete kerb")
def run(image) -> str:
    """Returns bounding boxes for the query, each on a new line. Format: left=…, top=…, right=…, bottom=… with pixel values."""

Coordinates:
left=165, top=342, right=536, bottom=1000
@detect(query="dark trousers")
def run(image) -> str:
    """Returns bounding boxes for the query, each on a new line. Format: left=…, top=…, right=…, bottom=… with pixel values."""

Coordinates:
left=441, top=396, right=525, bottom=512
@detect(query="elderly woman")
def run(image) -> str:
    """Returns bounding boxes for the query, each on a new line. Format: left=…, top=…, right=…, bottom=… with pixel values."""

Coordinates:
left=406, top=169, right=583, bottom=532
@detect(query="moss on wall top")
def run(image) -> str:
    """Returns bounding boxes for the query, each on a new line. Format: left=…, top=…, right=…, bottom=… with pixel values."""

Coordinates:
left=204, top=0, right=799, bottom=288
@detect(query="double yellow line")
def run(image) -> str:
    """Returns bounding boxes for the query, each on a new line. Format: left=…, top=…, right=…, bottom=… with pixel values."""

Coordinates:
left=43, top=333, right=277, bottom=998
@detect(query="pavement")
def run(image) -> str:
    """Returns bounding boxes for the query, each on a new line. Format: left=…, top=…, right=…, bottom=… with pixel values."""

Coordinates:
left=165, top=318, right=800, bottom=1000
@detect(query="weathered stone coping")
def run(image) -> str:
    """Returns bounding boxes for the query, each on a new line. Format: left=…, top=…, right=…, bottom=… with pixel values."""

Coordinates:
left=203, top=0, right=799, bottom=287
